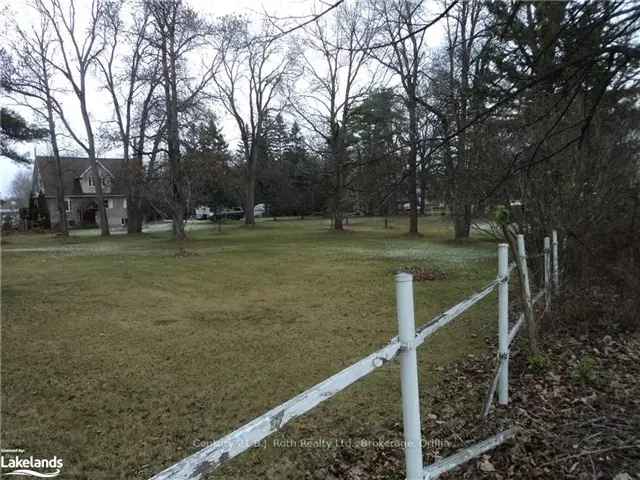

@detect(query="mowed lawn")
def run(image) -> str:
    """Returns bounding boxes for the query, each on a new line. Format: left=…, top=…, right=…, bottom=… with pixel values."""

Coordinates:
left=1, top=217, right=501, bottom=479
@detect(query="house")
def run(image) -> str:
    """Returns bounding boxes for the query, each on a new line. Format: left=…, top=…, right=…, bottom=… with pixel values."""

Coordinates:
left=32, top=156, right=128, bottom=228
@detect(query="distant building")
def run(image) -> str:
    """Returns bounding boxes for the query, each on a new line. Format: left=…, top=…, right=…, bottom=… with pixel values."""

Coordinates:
left=32, top=156, right=128, bottom=228
left=0, top=198, right=20, bottom=226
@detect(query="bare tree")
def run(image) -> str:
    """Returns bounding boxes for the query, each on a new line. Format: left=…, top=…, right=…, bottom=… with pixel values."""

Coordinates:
left=31, top=0, right=110, bottom=235
left=289, top=2, right=374, bottom=230
left=10, top=170, right=33, bottom=208
left=98, top=1, right=160, bottom=233
left=370, top=0, right=455, bottom=235
left=212, top=17, right=296, bottom=226
left=369, top=0, right=433, bottom=235
left=440, top=0, right=491, bottom=238
left=2, top=16, right=68, bottom=235
left=146, top=0, right=214, bottom=239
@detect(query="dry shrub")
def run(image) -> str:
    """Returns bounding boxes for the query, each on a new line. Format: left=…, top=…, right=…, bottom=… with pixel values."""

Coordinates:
left=561, top=226, right=639, bottom=331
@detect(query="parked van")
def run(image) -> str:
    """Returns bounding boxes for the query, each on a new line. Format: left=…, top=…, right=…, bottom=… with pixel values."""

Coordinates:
left=254, top=203, right=266, bottom=217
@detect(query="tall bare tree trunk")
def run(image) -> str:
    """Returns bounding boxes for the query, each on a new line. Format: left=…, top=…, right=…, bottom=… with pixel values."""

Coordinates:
left=157, top=8, right=186, bottom=241
left=42, top=60, right=67, bottom=236
left=244, top=151, right=257, bottom=226
left=407, top=92, right=419, bottom=235
left=419, top=171, right=427, bottom=215
left=79, top=95, right=109, bottom=236
left=454, top=3, right=471, bottom=239
left=48, top=120, right=68, bottom=236
left=128, top=158, right=144, bottom=233
left=130, top=85, right=159, bottom=234
left=130, top=135, right=149, bottom=235
left=125, top=149, right=145, bottom=234
left=334, top=165, right=344, bottom=231
left=453, top=203, right=472, bottom=239
left=121, top=127, right=142, bottom=234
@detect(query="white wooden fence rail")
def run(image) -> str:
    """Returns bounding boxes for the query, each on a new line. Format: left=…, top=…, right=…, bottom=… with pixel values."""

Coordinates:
left=149, top=230, right=560, bottom=480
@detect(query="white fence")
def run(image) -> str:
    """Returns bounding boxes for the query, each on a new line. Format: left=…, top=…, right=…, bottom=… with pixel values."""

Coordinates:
left=149, top=231, right=560, bottom=480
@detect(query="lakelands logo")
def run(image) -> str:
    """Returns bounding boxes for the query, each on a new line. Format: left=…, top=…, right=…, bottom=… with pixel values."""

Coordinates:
left=1, top=449, right=63, bottom=478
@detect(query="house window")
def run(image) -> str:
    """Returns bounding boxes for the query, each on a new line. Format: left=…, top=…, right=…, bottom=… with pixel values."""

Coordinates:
left=121, top=218, right=128, bottom=226
left=104, top=199, right=113, bottom=210
left=65, top=199, right=71, bottom=212
left=123, top=198, right=127, bottom=209
left=88, top=176, right=94, bottom=186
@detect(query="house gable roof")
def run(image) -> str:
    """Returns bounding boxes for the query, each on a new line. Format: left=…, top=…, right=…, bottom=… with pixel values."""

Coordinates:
left=78, top=160, right=115, bottom=179
left=34, top=156, right=127, bottom=196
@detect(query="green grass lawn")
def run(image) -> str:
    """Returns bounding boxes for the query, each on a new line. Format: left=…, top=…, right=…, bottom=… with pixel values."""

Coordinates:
left=1, top=216, right=502, bottom=479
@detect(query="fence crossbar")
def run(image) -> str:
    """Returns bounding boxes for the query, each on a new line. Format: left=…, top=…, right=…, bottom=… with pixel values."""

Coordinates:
left=508, top=313, right=525, bottom=345
left=422, top=428, right=517, bottom=479
left=150, top=340, right=402, bottom=480
left=482, top=359, right=504, bottom=418
left=415, top=277, right=502, bottom=346
left=507, top=288, right=545, bottom=345
left=151, top=260, right=522, bottom=480
left=532, top=288, right=545, bottom=306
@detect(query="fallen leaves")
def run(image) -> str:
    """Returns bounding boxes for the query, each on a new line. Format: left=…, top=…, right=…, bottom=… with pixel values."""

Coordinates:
left=394, top=265, right=448, bottom=282
left=318, top=314, right=640, bottom=479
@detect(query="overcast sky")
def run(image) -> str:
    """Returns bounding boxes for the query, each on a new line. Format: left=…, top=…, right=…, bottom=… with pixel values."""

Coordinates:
left=0, top=0, right=447, bottom=197
left=0, top=0, right=308, bottom=195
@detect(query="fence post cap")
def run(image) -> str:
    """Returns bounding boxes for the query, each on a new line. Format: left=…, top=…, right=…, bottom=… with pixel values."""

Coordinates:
left=395, top=272, right=413, bottom=283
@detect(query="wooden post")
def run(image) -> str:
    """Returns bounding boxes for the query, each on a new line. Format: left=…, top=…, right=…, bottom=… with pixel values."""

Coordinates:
left=544, top=236, right=551, bottom=311
left=395, top=273, right=424, bottom=480
left=516, top=235, right=532, bottom=305
left=497, top=244, right=509, bottom=405
left=552, top=230, right=559, bottom=294
left=517, top=234, right=538, bottom=354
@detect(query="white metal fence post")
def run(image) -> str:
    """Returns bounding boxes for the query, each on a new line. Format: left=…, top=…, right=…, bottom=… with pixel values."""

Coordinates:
left=544, top=236, right=551, bottom=311
left=552, top=230, right=559, bottom=294
left=497, top=244, right=509, bottom=406
left=395, top=273, right=424, bottom=480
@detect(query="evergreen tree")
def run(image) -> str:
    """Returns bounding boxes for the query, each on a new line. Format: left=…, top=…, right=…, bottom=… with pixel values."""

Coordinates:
left=180, top=112, right=235, bottom=212
left=28, top=191, right=50, bottom=229
left=349, top=89, right=404, bottom=215
left=0, top=108, right=47, bottom=164
left=284, top=121, right=319, bottom=217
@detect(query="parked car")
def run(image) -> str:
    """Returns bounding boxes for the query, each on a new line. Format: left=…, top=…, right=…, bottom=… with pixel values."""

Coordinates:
left=254, top=203, right=266, bottom=217
left=194, top=205, right=213, bottom=220
left=209, top=207, right=243, bottom=221
left=209, top=204, right=267, bottom=222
